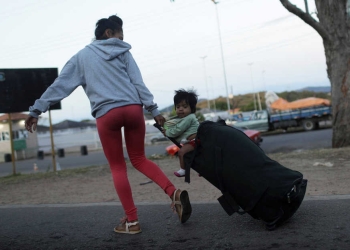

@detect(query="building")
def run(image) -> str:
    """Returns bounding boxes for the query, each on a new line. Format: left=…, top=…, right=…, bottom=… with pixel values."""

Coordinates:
left=0, top=114, right=161, bottom=163
left=0, top=113, right=38, bottom=162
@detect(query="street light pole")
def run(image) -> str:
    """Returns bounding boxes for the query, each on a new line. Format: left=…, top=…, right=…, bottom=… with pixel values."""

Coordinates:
left=208, top=76, right=217, bottom=112
left=211, top=0, right=231, bottom=115
left=248, top=63, right=262, bottom=110
left=229, top=85, right=234, bottom=112
left=262, top=70, right=266, bottom=92
left=248, top=63, right=257, bottom=111
left=262, top=69, right=267, bottom=108
left=200, top=56, right=211, bottom=110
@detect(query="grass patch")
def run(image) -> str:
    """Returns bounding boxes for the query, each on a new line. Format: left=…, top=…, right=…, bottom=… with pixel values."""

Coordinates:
left=0, top=165, right=109, bottom=185
left=148, top=154, right=168, bottom=160
left=0, top=155, right=175, bottom=185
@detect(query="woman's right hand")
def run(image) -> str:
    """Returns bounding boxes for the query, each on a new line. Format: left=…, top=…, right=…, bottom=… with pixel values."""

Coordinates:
left=161, top=128, right=166, bottom=136
left=25, top=116, right=38, bottom=133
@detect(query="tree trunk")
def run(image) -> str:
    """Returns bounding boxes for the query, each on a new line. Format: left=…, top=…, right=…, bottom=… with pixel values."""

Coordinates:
left=280, top=0, right=350, bottom=147
left=316, top=0, right=350, bottom=147
left=323, top=43, right=350, bottom=147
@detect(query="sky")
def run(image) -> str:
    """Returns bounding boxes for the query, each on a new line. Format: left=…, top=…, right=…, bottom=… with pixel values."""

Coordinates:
left=0, top=0, right=329, bottom=125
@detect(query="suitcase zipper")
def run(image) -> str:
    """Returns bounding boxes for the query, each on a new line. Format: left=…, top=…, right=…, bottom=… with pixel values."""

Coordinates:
left=287, top=185, right=297, bottom=203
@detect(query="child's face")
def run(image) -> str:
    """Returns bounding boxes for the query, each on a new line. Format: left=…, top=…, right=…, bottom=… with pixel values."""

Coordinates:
left=175, top=100, right=192, bottom=118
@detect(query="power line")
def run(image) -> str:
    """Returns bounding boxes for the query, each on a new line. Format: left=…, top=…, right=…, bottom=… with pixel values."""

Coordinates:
left=0, top=16, right=299, bottom=67
left=141, top=32, right=317, bottom=79
left=1, top=0, right=293, bottom=56
left=0, top=0, right=319, bottom=81
left=134, top=24, right=310, bottom=70
left=0, top=0, right=296, bottom=62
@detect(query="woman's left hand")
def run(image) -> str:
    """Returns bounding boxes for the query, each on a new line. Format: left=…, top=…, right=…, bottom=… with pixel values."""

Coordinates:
left=25, top=116, right=38, bottom=133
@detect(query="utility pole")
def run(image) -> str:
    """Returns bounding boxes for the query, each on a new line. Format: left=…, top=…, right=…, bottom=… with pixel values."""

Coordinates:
left=211, top=0, right=231, bottom=114
left=200, top=56, right=210, bottom=110
left=7, top=113, right=16, bottom=175
left=230, top=85, right=234, bottom=112
left=48, top=110, right=57, bottom=172
left=257, top=91, right=262, bottom=111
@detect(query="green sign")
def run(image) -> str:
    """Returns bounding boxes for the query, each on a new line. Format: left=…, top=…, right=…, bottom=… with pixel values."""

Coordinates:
left=14, top=139, right=27, bottom=150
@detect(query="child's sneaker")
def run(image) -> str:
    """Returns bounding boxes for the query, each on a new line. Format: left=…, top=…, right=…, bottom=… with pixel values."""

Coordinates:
left=174, top=169, right=185, bottom=177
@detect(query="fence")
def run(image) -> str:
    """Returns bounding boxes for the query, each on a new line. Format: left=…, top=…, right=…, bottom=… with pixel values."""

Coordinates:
left=0, top=125, right=161, bottom=162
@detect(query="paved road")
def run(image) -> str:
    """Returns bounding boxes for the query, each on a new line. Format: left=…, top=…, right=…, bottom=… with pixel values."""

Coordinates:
left=0, top=128, right=332, bottom=177
left=260, top=127, right=332, bottom=153
left=1, top=128, right=348, bottom=249
left=1, top=196, right=349, bottom=250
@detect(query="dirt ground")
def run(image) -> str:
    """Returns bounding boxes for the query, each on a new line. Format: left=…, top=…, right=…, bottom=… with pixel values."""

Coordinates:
left=0, top=147, right=350, bottom=205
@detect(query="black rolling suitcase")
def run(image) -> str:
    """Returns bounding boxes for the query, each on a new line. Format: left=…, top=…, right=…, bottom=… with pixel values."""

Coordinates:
left=182, top=120, right=308, bottom=230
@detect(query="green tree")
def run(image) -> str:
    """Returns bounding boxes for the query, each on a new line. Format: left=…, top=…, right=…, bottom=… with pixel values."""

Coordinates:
left=169, top=107, right=176, bottom=117
left=215, top=101, right=228, bottom=111
left=240, top=102, right=256, bottom=112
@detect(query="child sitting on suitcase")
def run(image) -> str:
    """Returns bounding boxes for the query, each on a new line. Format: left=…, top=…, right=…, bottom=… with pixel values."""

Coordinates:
left=162, top=89, right=199, bottom=177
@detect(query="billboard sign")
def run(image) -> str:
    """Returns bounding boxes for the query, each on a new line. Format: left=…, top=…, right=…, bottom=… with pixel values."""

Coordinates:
left=0, top=68, right=61, bottom=113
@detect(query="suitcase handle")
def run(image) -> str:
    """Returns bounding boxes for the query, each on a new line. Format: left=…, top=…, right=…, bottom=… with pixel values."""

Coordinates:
left=153, top=123, right=182, bottom=148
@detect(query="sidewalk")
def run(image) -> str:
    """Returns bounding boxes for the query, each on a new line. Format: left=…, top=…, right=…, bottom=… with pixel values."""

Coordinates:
left=1, top=197, right=350, bottom=250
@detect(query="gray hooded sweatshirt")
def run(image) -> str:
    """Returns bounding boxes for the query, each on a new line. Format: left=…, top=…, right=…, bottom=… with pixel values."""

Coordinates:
left=29, top=38, right=160, bottom=119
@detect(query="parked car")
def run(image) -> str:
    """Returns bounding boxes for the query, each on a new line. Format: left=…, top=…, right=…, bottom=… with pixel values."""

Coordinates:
left=234, top=126, right=263, bottom=146
left=150, top=132, right=169, bottom=144
left=165, top=126, right=263, bottom=156
left=225, top=112, right=245, bottom=126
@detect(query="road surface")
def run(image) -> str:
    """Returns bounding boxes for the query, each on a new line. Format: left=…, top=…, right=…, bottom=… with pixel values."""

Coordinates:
left=0, top=128, right=333, bottom=177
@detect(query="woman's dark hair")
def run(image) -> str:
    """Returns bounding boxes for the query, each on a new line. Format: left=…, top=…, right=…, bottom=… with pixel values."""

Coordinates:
left=95, top=15, right=123, bottom=40
left=174, top=89, right=198, bottom=113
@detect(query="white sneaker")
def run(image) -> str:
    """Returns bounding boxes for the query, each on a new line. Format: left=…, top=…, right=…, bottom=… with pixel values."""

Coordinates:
left=174, top=169, right=186, bottom=177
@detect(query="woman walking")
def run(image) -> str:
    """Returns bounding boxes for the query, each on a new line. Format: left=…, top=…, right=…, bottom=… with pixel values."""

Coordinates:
left=25, top=14, right=191, bottom=234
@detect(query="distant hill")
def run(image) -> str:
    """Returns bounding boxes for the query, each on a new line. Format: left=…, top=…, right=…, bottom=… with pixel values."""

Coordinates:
left=159, top=98, right=207, bottom=113
left=159, top=105, right=174, bottom=113
left=158, top=86, right=332, bottom=114
left=296, top=86, right=331, bottom=93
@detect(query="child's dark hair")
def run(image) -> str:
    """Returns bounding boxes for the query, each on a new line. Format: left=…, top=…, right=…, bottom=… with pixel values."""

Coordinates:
left=95, top=15, right=123, bottom=40
left=174, top=89, right=198, bottom=113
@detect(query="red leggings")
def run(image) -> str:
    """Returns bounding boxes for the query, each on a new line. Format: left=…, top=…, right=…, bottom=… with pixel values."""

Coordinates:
left=96, top=105, right=176, bottom=221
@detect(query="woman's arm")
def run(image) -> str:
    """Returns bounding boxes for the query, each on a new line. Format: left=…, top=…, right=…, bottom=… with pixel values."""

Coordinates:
left=123, top=51, right=160, bottom=118
left=28, top=58, right=83, bottom=118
